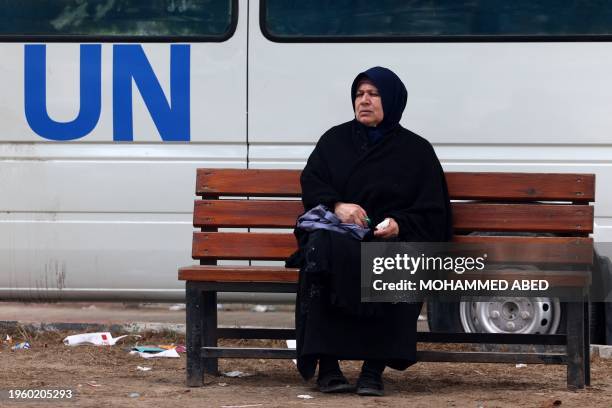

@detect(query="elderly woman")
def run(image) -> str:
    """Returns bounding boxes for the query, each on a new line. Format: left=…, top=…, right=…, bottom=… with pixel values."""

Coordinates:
left=291, top=67, right=452, bottom=396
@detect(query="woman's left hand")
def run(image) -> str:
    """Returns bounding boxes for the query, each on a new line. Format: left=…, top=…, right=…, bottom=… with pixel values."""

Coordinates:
left=373, top=217, right=399, bottom=238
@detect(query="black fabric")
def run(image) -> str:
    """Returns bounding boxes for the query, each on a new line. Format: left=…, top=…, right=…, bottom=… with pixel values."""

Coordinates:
left=293, top=120, right=452, bottom=380
left=292, top=67, right=452, bottom=381
left=361, top=360, right=386, bottom=378
left=318, top=356, right=342, bottom=379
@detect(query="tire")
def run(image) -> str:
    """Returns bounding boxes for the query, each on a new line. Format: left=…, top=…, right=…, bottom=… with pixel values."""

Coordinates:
left=427, top=298, right=565, bottom=335
left=427, top=235, right=610, bottom=341
left=427, top=299, right=612, bottom=346
left=426, top=301, right=464, bottom=333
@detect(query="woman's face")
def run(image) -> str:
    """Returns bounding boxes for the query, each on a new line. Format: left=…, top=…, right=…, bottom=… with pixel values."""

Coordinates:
left=354, top=80, right=384, bottom=127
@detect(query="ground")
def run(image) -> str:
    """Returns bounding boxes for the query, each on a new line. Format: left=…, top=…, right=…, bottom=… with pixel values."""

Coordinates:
left=1, top=329, right=612, bottom=408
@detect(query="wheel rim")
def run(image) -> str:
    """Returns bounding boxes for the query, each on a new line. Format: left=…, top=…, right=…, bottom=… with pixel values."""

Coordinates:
left=459, top=297, right=562, bottom=334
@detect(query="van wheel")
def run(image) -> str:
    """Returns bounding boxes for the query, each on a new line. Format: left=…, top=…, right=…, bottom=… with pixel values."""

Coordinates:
left=459, top=297, right=562, bottom=334
left=427, top=298, right=564, bottom=334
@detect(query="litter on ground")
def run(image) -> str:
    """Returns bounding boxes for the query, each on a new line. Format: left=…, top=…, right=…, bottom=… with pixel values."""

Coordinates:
left=223, top=370, right=253, bottom=378
left=63, top=332, right=141, bottom=346
left=129, top=348, right=180, bottom=359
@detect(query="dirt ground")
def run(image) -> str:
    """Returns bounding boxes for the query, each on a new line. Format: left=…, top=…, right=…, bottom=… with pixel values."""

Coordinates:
left=1, top=329, right=612, bottom=408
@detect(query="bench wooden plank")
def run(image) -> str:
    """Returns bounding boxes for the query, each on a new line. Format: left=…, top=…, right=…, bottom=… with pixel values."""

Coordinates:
left=179, top=265, right=588, bottom=286
left=192, top=232, right=593, bottom=263
left=197, top=169, right=301, bottom=197
left=446, top=172, right=594, bottom=202
left=192, top=232, right=297, bottom=260
left=179, top=265, right=299, bottom=282
left=194, top=200, right=593, bottom=233
left=196, top=169, right=595, bottom=202
left=452, top=203, right=593, bottom=233
left=193, top=199, right=303, bottom=228
left=453, top=236, right=593, bottom=264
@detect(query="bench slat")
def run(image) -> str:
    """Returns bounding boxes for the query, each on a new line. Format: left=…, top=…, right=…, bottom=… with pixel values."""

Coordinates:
left=452, top=203, right=593, bottom=233
left=446, top=172, right=594, bottom=202
left=196, top=169, right=595, bottom=202
left=192, top=232, right=593, bottom=263
left=179, top=265, right=588, bottom=286
left=192, top=232, right=297, bottom=260
left=454, top=235, right=593, bottom=264
left=197, top=169, right=301, bottom=197
left=193, top=199, right=303, bottom=228
left=194, top=200, right=593, bottom=233
left=179, top=265, right=298, bottom=282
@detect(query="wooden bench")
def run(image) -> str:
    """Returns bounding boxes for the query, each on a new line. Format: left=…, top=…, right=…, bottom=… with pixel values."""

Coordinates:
left=179, top=168, right=595, bottom=389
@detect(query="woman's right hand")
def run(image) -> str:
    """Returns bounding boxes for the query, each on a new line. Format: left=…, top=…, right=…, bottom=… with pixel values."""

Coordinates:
left=334, top=202, right=368, bottom=227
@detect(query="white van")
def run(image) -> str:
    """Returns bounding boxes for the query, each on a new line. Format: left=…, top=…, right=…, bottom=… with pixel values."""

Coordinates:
left=0, top=0, right=610, bottom=336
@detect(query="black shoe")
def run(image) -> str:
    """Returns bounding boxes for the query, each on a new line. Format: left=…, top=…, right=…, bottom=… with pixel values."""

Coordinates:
left=356, top=373, right=384, bottom=397
left=316, top=371, right=354, bottom=393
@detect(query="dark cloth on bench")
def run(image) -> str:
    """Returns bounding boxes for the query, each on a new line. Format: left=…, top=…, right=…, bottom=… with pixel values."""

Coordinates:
left=297, top=204, right=371, bottom=240
left=292, top=119, right=452, bottom=380
left=295, top=229, right=423, bottom=379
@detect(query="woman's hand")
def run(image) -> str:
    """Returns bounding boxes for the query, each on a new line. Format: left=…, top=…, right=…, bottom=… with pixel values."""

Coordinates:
left=334, top=202, right=368, bottom=228
left=373, top=217, right=399, bottom=238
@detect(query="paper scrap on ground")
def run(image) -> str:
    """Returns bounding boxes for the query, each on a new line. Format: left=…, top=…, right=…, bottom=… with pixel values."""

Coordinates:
left=136, top=366, right=152, bottom=371
left=223, top=370, right=253, bottom=378
left=11, top=342, right=30, bottom=350
left=515, top=363, right=528, bottom=368
left=251, top=305, right=276, bottom=312
left=286, top=340, right=297, bottom=365
left=130, top=348, right=180, bottom=359
left=63, top=332, right=140, bottom=346
left=297, top=394, right=314, bottom=399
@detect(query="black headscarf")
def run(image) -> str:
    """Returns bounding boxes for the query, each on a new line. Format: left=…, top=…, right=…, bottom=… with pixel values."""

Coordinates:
left=351, top=66, right=408, bottom=144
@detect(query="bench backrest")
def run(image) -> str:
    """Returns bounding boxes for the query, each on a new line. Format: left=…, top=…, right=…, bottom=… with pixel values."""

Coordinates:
left=192, top=169, right=595, bottom=265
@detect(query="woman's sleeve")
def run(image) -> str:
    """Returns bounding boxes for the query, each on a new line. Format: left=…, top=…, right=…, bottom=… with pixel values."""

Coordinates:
left=386, top=145, right=453, bottom=242
left=300, top=134, right=343, bottom=211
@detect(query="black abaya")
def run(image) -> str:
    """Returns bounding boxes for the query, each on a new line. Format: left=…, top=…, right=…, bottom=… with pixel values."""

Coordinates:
left=293, top=119, right=452, bottom=380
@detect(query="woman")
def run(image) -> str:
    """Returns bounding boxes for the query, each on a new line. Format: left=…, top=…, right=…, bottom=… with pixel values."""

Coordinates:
left=291, top=66, right=452, bottom=396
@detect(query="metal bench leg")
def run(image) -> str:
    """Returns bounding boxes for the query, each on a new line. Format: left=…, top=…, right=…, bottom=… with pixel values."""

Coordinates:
left=186, top=282, right=204, bottom=386
left=584, top=300, right=591, bottom=386
left=202, top=290, right=219, bottom=376
left=566, top=301, right=586, bottom=389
